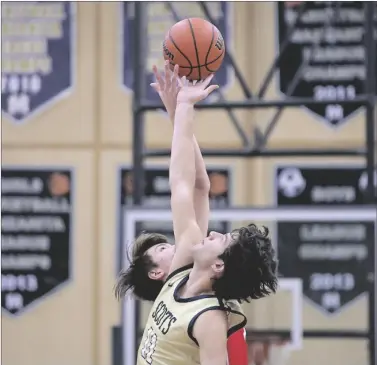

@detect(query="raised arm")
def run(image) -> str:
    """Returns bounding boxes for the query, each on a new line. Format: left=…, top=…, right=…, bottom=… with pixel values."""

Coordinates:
left=167, top=75, right=218, bottom=273
left=169, top=101, right=199, bottom=240
left=152, top=62, right=210, bottom=237
left=192, top=143, right=210, bottom=237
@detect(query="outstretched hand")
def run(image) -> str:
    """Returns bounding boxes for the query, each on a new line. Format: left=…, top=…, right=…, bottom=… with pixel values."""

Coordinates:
left=151, top=62, right=219, bottom=114
left=177, top=75, right=219, bottom=105
left=150, top=61, right=180, bottom=121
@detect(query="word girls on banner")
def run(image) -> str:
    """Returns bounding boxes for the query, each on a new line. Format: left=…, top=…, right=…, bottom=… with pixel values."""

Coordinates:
left=117, top=166, right=232, bottom=271
left=276, top=2, right=377, bottom=127
left=275, top=165, right=375, bottom=315
left=1, top=168, right=73, bottom=316
left=121, top=2, right=232, bottom=102
left=1, top=2, right=75, bottom=124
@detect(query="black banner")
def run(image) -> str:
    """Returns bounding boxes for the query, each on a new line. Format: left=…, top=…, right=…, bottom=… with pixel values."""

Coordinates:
left=277, top=2, right=377, bottom=127
left=1, top=168, right=73, bottom=315
left=1, top=2, right=75, bottom=124
left=117, top=166, right=232, bottom=270
left=275, top=166, right=375, bottom=315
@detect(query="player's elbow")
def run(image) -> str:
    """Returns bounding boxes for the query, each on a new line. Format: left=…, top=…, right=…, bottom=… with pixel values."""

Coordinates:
left=169, top=159, right=196, bottom=189
left=171, top=184, right=195, bottom=210
left=195, top=175, right=210, bottom=192
left=170, top=179, right=194, bottom=199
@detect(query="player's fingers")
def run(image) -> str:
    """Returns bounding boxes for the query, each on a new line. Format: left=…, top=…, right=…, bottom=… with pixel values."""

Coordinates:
left=164, top=61, right=172, bottom=89
left=173, top=64, right=179, bottom=79
left=179, top=76, right=187, bottom=87
left=202, top=74, right=214, bottom=88
left=205, top=84, right=219, bottom=96
left=164, top=59, right=171, bottom=75
left=153, top=65, right=165, bottom=89
left=172, top=64, right=179, bottom=91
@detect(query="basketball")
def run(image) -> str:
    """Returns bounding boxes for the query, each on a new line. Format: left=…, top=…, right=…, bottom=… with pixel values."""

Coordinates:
left=163, top=18, right=226, bottom=81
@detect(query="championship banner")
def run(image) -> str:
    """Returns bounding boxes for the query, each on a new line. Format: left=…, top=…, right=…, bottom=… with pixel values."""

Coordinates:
left=117, top=166, right=233, bottom=271
left=276, top=2, right=376, bottom=127
left=275, top=165, right=375, bottom=315
left=121, top=2, right=232, bottom=102
left=1, top=2, right=75, bottom=124
left=1, top=168, right=73, bottom=316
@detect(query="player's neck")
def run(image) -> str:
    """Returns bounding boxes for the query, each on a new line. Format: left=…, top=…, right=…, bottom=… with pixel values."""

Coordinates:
left=182, top=265, right=213, bottom=297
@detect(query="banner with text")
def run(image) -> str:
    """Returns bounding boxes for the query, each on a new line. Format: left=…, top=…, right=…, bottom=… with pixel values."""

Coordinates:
left=275, top=165, right=375, bottom=315
left=1, top=168, right=73, bottom=315
left=277, top=2, right=376, bottom=127
left=121, top=2, right=232, bottom=102
left=117, top=166, right=232, bottom=271
left=1, top=2, right=75, bottom=124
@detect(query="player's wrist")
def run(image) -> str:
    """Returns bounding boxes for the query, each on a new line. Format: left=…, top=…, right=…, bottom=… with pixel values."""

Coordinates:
left=166, top=107, right=175, bottom=122
left=176, top=101, right=195, bottom=108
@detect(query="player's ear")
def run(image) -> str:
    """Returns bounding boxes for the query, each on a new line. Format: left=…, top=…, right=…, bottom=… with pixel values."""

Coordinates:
left=211, top=258, right=224, bottom=277
left=148, top=268, right=164, bottom=281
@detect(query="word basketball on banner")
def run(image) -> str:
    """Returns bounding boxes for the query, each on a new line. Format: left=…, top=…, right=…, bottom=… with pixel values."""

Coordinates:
left=275, top=165, right=375, bottom=315
left=117, top=166, right=233, bottom=271
left=1, top=168, right=73, bottom=316
left=121, top=2, right=232, bottom=102
left=1, top=2, right=75, bottom=124
left=276, top=2, right=376, bottom=127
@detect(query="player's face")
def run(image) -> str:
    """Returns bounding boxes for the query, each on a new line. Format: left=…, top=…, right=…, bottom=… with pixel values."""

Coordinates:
left=192, top=231, right=233, bottom=268
left=146, top=243, right=175, bottom=281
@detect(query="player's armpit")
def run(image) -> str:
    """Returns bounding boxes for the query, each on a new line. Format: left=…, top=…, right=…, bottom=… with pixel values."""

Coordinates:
left=193, top=310, right=228, bottom=365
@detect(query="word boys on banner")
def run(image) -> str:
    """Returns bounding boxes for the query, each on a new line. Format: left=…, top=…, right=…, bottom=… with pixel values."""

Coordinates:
left=1, top=168, right=73, bottom=315
left=1, top=2, right=75, bottom=124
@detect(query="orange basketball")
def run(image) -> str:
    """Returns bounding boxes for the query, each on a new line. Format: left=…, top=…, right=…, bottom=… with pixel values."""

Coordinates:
left=163, top=18, right=226, bottom=81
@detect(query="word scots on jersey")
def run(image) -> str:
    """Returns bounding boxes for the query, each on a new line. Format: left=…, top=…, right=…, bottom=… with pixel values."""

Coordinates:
left=151, top=300, right=177, bottom=335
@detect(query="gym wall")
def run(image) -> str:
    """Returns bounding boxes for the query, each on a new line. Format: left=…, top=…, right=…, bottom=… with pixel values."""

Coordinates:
left=2, top=2, right=367, bottom=365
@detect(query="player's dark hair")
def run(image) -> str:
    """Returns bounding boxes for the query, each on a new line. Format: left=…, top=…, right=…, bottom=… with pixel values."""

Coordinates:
left=213, top=224, right=278, bottom=302
left=114, top=232, right=168, bottom=301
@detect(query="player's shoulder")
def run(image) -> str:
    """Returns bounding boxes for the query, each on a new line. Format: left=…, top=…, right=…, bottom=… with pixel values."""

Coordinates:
left=163, top=263, right=193, bottom=290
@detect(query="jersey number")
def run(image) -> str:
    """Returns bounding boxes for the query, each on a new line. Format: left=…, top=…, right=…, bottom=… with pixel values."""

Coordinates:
left=141, top=327, right=157, bottom=364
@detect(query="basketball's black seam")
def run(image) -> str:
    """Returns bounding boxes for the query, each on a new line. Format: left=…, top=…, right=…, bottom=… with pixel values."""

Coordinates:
left=168, top=31, right=194, bottom=77
left=169, top=49, right=225, bottom=69
left=204, top=25, right=215, bottom=66
left=187, top=18, right=201, bottom=80
left=204, top=49, right=225, bottom=72
left=205, top=28, right=224, bottom=72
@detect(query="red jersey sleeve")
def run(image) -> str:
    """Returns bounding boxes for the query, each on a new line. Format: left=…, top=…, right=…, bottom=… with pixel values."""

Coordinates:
left=227, top=328, right=248, bottom=365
